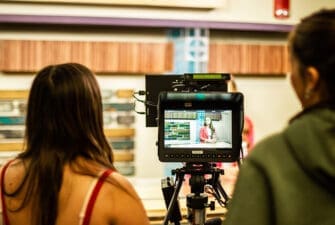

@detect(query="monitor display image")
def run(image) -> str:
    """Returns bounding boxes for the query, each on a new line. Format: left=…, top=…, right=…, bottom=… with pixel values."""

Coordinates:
left=164, top=110, right=232, bottom=149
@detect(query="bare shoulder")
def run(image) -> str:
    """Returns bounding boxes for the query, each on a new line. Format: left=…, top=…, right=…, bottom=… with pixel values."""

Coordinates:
left=105, top=171, right=142, bottom=201
left=110, top=172, right=136, bottom=190
left=98, top=171, right=150, bottom=225
left=1, top=159, right=26, bottom=192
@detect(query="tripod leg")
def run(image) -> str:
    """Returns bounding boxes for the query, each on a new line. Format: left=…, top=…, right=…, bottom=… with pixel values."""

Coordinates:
left=215, top=180, right=230, bottom=205
left=162, top=173, right=184, bottom=225
left=210, top=170, right=230, bottom=206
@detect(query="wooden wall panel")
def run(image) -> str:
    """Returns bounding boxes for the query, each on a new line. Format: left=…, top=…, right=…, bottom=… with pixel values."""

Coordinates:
left=0, top=40, right=173, bottom=74
left=209, top=43, right=290, bottom=74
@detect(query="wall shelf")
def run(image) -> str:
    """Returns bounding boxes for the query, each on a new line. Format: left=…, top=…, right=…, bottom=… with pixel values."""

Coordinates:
left=0, top=89, right=137, bottom=175
left=2, top=0, right=225, bottom=9
left=0, top=14, right=293, bottom=32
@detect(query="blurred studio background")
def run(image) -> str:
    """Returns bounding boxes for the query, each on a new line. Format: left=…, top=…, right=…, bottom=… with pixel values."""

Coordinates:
left=1, top=0, right=335, bottom=178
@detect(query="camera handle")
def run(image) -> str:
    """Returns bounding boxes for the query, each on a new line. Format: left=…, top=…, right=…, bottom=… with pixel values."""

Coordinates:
left=162, top=163, right=230, bottom=225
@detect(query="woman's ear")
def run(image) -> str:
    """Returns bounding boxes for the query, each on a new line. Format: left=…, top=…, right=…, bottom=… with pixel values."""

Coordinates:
left=302, top=66, right=323, bottom=106
left=305, top=66, right=320, bottom=91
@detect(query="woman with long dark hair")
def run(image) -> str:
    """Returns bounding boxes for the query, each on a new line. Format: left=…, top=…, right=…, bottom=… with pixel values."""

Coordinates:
left=223, top=8, right=335, bottom=225
left=0, top=63, right=150, bottom=225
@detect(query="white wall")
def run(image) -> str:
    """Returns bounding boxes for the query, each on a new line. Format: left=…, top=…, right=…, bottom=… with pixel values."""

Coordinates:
left=236, top=76, right=300, bottom=142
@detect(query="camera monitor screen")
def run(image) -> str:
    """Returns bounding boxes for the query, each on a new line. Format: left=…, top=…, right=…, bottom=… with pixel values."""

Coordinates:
left=158, top=92, right=244, bottom=163
left=164, top=110, right=232, bottom=149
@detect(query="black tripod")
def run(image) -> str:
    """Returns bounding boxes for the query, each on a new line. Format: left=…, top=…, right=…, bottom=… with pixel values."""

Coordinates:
left=162, top=162, right=230, bottom=225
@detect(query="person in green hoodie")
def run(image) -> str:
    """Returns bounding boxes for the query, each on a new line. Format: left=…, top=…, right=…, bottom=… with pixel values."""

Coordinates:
left=223, top=8, right=335, bottom=225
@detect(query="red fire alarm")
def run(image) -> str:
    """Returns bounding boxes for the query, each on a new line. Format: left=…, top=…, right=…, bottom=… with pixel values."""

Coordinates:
left=274, top=0, right=290, bottom=19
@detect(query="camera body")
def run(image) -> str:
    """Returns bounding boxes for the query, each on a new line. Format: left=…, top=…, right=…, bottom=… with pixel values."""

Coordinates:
left=154, top=75, right=244, bottom=163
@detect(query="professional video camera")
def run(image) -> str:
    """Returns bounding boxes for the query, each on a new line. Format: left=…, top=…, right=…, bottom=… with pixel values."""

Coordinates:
left=142, top=73, right=244, bottom=225
left=145, top=73, right=244, bottom=163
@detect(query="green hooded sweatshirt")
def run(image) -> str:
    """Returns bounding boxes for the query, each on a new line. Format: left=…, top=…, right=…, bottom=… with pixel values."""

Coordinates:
left=223, top=105, right=335, bottom=225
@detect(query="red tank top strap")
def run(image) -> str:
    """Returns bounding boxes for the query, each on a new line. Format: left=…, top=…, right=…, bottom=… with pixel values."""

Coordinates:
left=1, top=160, right=15, bottom=225
left=82, top=169, right=114, bottom=225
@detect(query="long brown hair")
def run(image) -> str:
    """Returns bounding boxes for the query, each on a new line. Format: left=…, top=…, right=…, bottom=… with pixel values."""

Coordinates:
left=6, top=63, right=114, bottom=225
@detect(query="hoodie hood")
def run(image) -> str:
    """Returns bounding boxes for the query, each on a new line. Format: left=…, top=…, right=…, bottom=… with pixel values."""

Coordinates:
left=284, top=106, right=335, bottom=190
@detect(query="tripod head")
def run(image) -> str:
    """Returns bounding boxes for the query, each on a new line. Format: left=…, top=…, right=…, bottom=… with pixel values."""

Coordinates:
left=162, top=162, right=229, bottom=225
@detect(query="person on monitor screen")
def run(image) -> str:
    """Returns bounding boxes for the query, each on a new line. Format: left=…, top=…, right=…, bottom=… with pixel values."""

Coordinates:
left=0, top=63, right=150, bottom=225
left=223, top=8, right=335, bottom=225
left=199, top=117, right=216, bottom=143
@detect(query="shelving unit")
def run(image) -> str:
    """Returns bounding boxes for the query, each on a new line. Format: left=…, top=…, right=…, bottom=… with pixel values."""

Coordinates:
left=0, top=89, right=137, bottom=175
